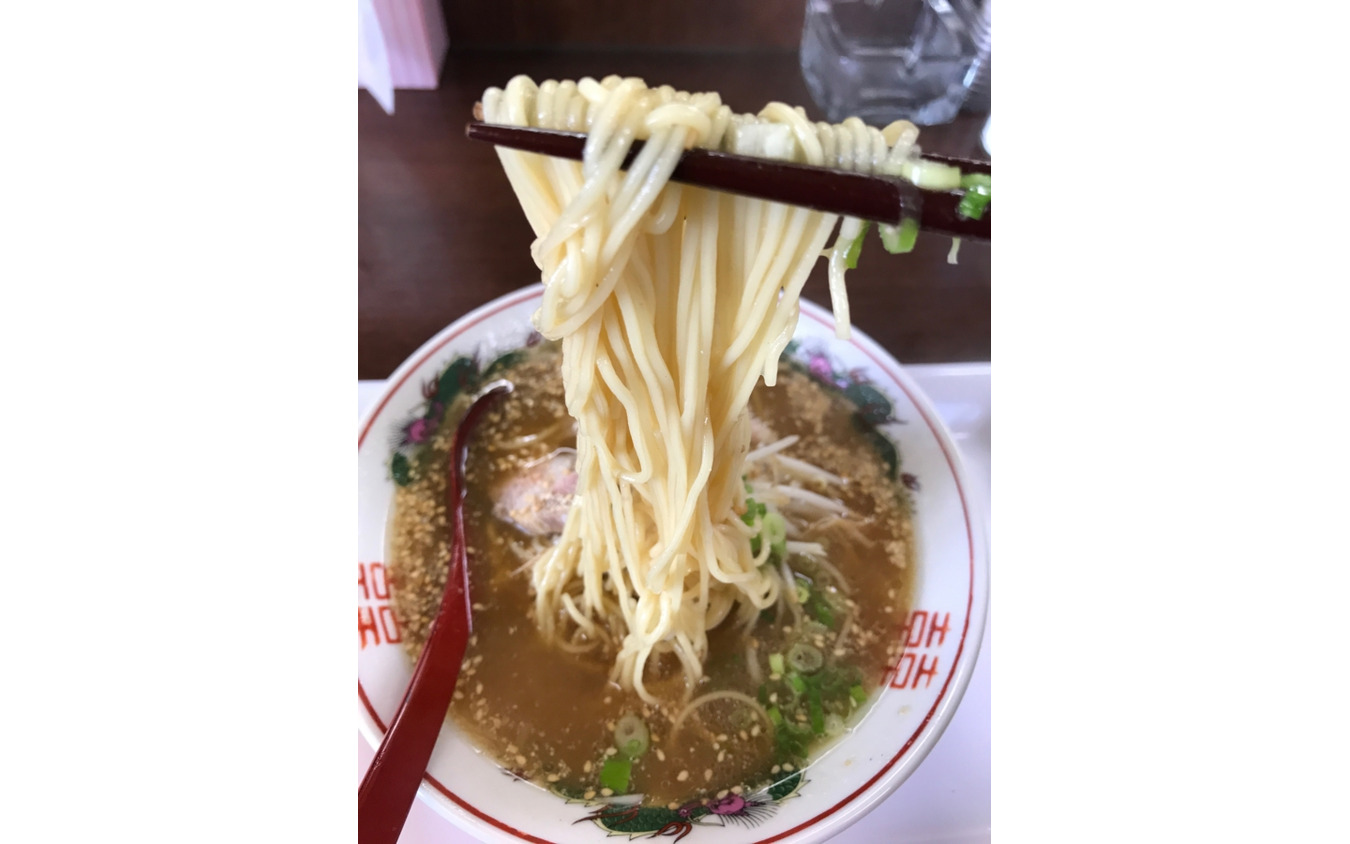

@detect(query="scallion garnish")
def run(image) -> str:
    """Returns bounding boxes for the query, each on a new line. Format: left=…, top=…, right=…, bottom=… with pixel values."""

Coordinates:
left=599, top=756, right=632, bottom=792
left=807, top=687, right=825, bottom=735
left=787, top=643, right=824, bottom=674
left=845, top=221, right=871, bottom=269
left=956, top=189, right=991, bottom=221
left=763, top=512, right=787, bottom=561
left=880, top=217, right=919, bottom=254
left=614, top=713, right=650, bottom=758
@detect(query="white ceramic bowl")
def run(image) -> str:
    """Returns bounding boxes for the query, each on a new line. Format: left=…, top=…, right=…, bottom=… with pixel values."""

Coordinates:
left=358, top=286, right=989, bottom=843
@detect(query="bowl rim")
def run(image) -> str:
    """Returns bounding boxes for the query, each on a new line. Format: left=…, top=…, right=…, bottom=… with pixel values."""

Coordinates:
left=357, top=284, right=990, bottom=844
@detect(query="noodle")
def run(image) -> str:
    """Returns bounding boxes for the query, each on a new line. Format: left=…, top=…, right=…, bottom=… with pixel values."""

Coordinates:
left=668, top=690, right=773, bottom=746
left=482, top=75, right=925, bottom=702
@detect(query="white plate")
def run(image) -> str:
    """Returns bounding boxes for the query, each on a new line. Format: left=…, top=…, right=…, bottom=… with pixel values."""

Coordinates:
left=357, top=287, right=990, bottom=843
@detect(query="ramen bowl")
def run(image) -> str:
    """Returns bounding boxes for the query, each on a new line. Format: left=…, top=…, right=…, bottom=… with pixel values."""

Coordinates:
left=357, top=285, right=989, bottom=843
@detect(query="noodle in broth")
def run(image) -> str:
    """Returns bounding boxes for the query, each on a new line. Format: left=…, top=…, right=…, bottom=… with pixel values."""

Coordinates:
left=388, top=75, right=935, bottom=804
left=481, top=76, right=926, bottom=700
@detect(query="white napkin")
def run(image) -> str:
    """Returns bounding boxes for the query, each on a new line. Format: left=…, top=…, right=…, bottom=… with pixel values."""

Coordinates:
left=357, top=0, right=394, bottom=114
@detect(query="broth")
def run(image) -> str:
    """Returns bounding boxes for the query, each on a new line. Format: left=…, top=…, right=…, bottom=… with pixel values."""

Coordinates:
left=387, top=344, right=915, bottom=806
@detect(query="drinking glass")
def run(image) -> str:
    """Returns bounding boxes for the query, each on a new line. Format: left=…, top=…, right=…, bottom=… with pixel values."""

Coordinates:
left=800, top=0, right=991, bottom=126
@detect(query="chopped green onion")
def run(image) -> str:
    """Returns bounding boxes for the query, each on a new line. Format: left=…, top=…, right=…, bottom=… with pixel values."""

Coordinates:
left=899, top=159, right=962, bottom=191
left=787, top=673, right=807, bottom=694
left=599, top=756, right=632, bottom=793
left=948, top=237, right=961, bottom=265
left=763, top=512, right=787, bottom=561
left=807, top=687, right=825, bottom=735
left=805, top=593, right=835, bottom=628
left=824, top=713, right=846, bottom=737
left=769, top=653, right=785, bottom=676
left=880, top=217, right=919, bottom=254
left=787, top=643, right=824, bottom=674
left=614, top=713, right=650, bottom=758
left=956, top=189, right=991, bottom=221
left=743, top=496, right=767, bottom=555
left=740, top=497, right=765, bottom=527
left=766, top=705, right=784, bottom=727
left=849, top=684, right=868, bottom=704
left=959, top=173, right=992, bottom=189
left=844, top=221, right=871, bottom=269
left=794, top=578, right=810, bottom=605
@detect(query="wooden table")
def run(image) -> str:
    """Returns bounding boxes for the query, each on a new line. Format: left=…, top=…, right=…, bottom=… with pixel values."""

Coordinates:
left=359, top=49, right=990, bottom=380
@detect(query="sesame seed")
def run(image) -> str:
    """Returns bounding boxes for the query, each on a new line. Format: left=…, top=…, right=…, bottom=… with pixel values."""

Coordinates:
left=704, top=769, right=713, bottom=782
left=717, top=790, right=728, bottom=799
left=677, top=770, right=689, bottom=782
left=584, top=790, right=596, bottom=800
left=656, top=749, right=666, bottom=762
left=600, top=788, right=613, bottom=797
left=547, top=774, right=560, bottom=783
left=584, top=761, right=593, bottom=773
left=783, top=763, right=795, bottom=772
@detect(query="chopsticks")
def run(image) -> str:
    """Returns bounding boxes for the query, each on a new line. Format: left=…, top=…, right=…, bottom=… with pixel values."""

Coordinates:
left=464, top=120, right=990, bottom=241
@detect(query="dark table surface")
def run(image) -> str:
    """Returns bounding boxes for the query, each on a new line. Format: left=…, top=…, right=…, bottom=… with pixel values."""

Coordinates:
left=359, top=48, right=990, bottom=380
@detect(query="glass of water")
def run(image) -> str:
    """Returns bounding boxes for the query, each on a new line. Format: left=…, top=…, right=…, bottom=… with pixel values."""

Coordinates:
left=800, top=0, right=991, bottom=127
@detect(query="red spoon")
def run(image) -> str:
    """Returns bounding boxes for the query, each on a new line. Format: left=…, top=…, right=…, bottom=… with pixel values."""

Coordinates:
left=358, top=382, right=513, bottom=844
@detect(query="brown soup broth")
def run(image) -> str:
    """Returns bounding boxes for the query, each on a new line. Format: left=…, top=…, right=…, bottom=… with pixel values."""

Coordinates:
left=387, top=344, right=916, bottom=806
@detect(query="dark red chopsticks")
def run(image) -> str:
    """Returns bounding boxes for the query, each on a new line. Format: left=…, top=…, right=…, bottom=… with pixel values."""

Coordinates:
left=465, top=121, right=990, bottom=241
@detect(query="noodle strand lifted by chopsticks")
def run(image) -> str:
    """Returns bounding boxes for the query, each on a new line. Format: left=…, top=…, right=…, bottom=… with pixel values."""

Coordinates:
left=482, top=75, right=922, bottom=702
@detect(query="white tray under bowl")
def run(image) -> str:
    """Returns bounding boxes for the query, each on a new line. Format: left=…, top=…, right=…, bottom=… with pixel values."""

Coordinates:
left=356, top=361, right=991, bottom=843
